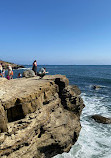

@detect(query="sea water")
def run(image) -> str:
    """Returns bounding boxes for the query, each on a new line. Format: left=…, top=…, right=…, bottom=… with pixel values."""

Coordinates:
left=6, top=65, right=111, bottom=158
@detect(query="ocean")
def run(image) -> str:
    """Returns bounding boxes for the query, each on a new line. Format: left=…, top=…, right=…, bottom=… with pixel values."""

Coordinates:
left=5, top=65, right=111, bottom=158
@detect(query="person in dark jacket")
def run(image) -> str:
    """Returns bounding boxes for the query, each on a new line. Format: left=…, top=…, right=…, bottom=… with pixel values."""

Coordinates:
left=32, top=60, right=37, bottom=75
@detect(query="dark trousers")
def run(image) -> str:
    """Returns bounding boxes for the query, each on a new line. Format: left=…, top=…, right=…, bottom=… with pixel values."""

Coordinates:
left=37, top=73, right=45, bottom=78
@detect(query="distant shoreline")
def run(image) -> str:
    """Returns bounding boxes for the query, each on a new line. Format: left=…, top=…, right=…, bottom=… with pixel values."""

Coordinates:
left=0, top=60, right=24, bottom=69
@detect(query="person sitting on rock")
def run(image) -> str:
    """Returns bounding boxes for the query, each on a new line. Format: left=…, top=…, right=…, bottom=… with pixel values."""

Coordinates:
left=37, top=67, right=48, bottom=79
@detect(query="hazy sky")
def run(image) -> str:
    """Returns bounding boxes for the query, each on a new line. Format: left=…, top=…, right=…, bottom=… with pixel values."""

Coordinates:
left=0, top=0, right=111, bottom=65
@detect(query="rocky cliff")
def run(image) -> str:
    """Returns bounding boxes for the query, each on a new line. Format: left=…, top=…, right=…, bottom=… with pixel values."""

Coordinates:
left=0, top=75, right=84, bottom=158
left=0, top=60, right=24, bottom=69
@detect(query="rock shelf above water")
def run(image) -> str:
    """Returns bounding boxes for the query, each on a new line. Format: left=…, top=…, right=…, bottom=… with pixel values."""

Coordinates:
left=0, top=60, right=24, bottom=69
left=0, top=75, right=84, bottom=158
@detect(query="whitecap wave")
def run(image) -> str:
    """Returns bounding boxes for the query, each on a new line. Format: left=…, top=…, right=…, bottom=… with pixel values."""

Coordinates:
left=17, top=67, right=31, bottom=70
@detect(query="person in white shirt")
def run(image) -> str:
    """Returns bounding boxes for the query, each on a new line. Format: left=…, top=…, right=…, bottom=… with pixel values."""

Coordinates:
left=8, top=65, right=13, bottom=79
left=2, top=69, right=5, bottom=77
left=38, top=67, right=48, bottom=79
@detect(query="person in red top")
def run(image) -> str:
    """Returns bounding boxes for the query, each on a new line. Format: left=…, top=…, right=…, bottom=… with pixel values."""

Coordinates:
left=32, top=60, right=37, bottom=75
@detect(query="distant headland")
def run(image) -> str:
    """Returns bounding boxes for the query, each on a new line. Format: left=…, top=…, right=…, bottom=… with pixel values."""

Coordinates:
left=0, top=60, right=24, bottom=69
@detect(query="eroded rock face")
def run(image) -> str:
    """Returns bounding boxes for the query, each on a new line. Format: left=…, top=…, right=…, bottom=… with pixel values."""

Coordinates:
left=0, top=105, right=8, bottom=133
left=60, top=85, right=85, bottom=115
left=0, top=75, right=84, bottom=158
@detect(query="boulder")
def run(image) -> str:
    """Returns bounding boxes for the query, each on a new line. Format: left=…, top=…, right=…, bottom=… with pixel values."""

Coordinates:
left=22, top=69, right=36, bottom=78
left=91, top=114, right=111, bottom=124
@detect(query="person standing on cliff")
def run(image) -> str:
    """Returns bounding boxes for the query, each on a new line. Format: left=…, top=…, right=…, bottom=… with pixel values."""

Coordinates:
left=8, top=65, right=13, bottom=79
left=32, top=60, right=37, bottom=75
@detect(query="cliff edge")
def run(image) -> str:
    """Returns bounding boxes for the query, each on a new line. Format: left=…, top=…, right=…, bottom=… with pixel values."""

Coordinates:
left=0, top=75, right=84, bottom=158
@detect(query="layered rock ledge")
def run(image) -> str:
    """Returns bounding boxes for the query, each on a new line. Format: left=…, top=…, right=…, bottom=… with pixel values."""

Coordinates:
left=0, top=75, right=84, bottom=158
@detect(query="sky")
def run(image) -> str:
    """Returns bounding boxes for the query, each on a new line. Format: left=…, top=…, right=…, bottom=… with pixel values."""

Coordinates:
left=0, top=0, right=111, bottom=65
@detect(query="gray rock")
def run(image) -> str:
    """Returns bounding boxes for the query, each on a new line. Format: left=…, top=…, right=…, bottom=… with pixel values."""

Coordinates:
left=91, top=114, right=111, bottom=124
left=22, top=69, right=36, bottom=78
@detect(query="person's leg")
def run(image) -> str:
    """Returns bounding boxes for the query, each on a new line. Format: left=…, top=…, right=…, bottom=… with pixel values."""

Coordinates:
left=39, top=73, right=45, bottom=79
left=34, top=67, right=37, bottom=75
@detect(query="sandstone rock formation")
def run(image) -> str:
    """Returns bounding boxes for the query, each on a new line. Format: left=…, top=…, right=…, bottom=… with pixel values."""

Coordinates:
left=0, top=75, right=84, bottom=158
left=0, top=105, right=8, bottom=133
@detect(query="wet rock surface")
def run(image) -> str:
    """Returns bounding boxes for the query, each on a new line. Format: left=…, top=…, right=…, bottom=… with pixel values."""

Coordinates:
left=91, top=114, right=111, bottom=124
left=92, top=85, right=101, bottom=90
left=0, top=75, right=84, bottom=158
